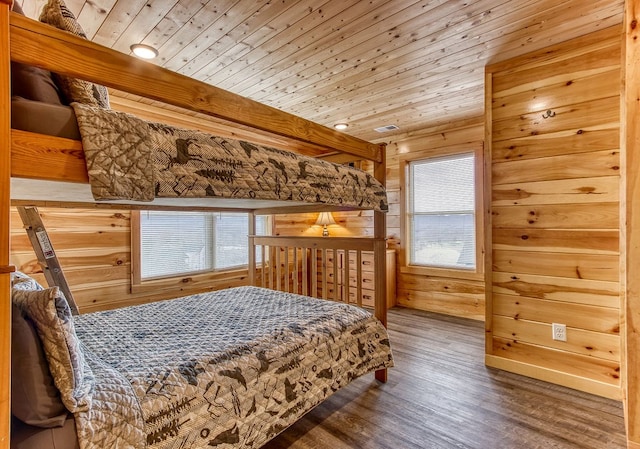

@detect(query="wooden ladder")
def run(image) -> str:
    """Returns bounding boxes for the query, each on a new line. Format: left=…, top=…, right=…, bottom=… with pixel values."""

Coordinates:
left=16, top=206, right=79, bottom=315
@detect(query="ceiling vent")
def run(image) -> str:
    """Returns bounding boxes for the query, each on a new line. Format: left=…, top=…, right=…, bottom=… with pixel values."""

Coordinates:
left=374, top=124, right=399, bottom=133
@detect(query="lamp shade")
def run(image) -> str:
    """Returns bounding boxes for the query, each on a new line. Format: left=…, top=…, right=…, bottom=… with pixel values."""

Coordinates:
left=316, top=212, right=336, bottom=226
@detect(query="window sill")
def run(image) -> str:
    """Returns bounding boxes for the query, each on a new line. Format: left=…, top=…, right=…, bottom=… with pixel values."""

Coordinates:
left=400, top=264, right=484, bottom=281
left=131, top=267, right=251, bottom=296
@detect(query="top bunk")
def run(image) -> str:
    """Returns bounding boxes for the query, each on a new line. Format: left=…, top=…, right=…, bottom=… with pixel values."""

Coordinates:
left=4, top=3, right=387, bottom=214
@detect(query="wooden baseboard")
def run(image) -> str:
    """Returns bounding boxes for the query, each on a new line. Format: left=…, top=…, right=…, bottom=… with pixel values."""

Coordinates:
left=485, top=355, right=621, bottom=401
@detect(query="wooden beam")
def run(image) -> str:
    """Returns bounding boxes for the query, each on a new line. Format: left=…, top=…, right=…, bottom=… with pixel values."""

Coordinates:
left=373, top=144, right=388, bottom=383
left=254, top=204, right=358, bottom=216
left=252, top=236, right=377, bottom=252
left=248, top=213, right=256, bottom=287
left=10, top=129, right=388, bottom=213
left=624, top=1, right=640, bottom=447
left=8, top=13, right=382, bottom=162
left=11, top=130, right=87, bottom=183
left=484, top=69, right=495, bottom=358
left=0, top=2, right=12, bottom=448
left=109, top=94, right=333, bottom=158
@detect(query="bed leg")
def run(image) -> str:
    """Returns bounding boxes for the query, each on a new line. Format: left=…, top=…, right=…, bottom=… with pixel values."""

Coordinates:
left=375, top=368, right=388, bottom=383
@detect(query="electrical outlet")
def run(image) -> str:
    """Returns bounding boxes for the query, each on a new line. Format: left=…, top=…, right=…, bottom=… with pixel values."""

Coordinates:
left=552, top=323, right=567, bottom=342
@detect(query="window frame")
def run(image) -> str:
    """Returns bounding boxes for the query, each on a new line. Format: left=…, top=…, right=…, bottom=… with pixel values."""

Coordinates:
left=399, top=142, right=485, bottom=280
left=131, top=210, right=269, bottom=295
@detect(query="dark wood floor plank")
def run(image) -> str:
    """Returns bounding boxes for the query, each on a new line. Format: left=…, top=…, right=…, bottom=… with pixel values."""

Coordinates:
left=263, top=307, right=626, bottom=449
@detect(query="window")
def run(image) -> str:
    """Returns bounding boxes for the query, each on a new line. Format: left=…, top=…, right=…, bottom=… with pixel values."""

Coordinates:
left=138, top=211, right=268, bottom=280
left=407, top=153, right=476, bottom=271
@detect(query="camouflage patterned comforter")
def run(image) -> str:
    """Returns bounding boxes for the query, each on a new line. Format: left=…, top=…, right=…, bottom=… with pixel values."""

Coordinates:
left=72, top=286, right=394, bottom=449
left=71, top=103, right=388, bottom=212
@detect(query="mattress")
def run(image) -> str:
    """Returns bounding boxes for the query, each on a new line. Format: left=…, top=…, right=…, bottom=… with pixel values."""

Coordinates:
left=11, top=97, right=80, bottom=140
left=9, top=98, right=388, bottom=212
left=71, top=103, right=388, bottom=211
left=69, top=286, right=393, bottom=449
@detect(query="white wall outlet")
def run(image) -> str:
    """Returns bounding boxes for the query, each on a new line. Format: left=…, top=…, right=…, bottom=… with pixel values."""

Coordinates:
left=552, top=323, right=567, bottom=342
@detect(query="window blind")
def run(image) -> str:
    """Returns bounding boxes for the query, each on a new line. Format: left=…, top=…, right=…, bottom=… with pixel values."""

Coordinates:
left=409, top=153, right=476, bottom=270
left=140, top=211, right=268, bottom=279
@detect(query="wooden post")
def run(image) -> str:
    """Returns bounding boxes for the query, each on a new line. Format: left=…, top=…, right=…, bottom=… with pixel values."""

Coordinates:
left=374, top=144, right=388, bottom=383
left=332, top=249, right=338, bottom=300
left=624, top=1, right=640, bottom=448
left=343, top=250, right=350, bottom=304
left=310, top=248, right=317, bottom=297
left=0, top=2, right=13, bottom=447
left=248, top=212, right=256, bottom=286
left=321, top=248, right=327, bottom=299
left=293, top=248, right=299, bottom=293
left=356, top=250, right=363, bottom=307
left=483, top=70, right=495, bottom=358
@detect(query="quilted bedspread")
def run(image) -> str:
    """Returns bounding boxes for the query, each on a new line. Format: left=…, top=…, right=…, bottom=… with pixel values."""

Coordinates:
left=70, top=103, right=388, bottom=212
left=72, top=286, right=394, bottom=448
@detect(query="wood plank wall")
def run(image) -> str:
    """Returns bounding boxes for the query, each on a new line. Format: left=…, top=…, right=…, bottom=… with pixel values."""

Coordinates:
left=274, top=122, right=486, bottom=321
left=272, top=161, right=376, bottom=264
left=274, top=210, right=374, bottom=238
left=9, top=208, right=250, bottom=313
left=385, top=123, right=485, bottom=321
left=485, top=26, right=622, bottom=400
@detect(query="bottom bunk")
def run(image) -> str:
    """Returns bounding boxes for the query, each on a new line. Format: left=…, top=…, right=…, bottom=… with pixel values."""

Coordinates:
left=10, top=273, right=393, bottom=449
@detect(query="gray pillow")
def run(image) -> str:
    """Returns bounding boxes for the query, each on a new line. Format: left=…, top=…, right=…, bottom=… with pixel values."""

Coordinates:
left=11, top=62, right=65, bottom=105
left=11, top=303, right=68, bottom=427
left=12, top=287, right=94, bottom=413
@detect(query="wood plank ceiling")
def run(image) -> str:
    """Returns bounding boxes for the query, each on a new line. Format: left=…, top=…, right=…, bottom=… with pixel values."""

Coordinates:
left=20, top=0, right=624, bottom=142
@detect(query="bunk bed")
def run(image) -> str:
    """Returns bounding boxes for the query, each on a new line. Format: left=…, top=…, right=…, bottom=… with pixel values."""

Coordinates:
left=0, top=1, right=392, bottom=448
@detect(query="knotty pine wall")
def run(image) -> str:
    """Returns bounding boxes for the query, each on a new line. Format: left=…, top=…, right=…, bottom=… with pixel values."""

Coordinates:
left=274, top=211, right=374, bottom=238
left=9, top=208, right=250, bottom=313
left=272, top=161, right=376, bottom=248
left=5, top=25, right=624, bottom=402
left=272, top=121, right=485, bottom=321
left=386, top=122, right=485, bottom=321
left=485, top=26, right=622, bottom=400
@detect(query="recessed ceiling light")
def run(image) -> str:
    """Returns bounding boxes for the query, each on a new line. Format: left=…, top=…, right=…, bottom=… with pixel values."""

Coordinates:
left=130, top=44, right=159, bottom=59
left=334, top=123, right=349, bottom=130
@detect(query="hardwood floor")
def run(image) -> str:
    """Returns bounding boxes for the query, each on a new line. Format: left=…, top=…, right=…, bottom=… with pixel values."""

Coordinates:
left=264, top=307, right=626, bottom=449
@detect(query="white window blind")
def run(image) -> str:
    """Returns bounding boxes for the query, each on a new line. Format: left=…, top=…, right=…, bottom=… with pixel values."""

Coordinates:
left=140, top=211, right=268, bottom=280
left=408, top=153, right=476, bottom=270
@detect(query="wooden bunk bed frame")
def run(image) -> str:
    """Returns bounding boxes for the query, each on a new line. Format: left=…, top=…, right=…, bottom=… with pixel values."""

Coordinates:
left=0, top=3, right=388, bottom=447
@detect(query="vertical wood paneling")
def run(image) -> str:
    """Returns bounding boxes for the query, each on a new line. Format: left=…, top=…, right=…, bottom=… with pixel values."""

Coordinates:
left=485, top=26, right=622, bottom=399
